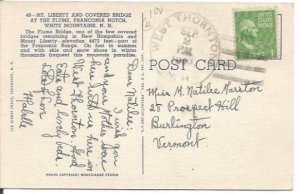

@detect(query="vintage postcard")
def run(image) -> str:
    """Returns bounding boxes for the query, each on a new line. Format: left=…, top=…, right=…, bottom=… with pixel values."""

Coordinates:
left=0, top=2, right=293, bottom=190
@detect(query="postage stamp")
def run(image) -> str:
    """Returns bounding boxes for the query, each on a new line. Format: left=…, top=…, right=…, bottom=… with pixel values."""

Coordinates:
left=234, top=9, right=277, bottom=60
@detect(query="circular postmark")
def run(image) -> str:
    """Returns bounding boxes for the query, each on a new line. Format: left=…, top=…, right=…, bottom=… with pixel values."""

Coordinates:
left=150, top=12, right=221, bottom=84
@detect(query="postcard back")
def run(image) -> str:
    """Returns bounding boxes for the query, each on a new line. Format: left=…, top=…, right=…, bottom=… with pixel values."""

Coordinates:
left=0, top=2, right=293, bottom=190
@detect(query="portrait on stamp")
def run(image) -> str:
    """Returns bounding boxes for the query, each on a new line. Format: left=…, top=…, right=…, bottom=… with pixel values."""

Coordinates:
left=235, top=9, right=277, bottom=60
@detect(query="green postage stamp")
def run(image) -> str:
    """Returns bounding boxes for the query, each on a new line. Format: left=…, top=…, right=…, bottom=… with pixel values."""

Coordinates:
left=234, top=9, right=277, bottom=60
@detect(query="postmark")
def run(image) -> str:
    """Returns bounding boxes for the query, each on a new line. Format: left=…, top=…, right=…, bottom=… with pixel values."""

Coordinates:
left=150, top=12, right=221, bottom=83
left=234, top=9, right=277, bottom=60
left=214, top=33, right=267, bottom=86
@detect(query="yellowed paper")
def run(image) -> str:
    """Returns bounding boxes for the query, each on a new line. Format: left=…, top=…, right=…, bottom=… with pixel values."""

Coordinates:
left=0, top=2, right=293, bottom=189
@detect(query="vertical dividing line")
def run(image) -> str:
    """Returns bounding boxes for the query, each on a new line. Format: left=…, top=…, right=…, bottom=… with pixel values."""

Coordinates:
left=141, top=12, right=145, bottom=175
left=142, top=136, right=144, bottom=175
left=142, top=12, right=144, bottom=50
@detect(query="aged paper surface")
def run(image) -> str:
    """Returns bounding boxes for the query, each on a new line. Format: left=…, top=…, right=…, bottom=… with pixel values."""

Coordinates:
left=0, top=2, right=293, bottom=189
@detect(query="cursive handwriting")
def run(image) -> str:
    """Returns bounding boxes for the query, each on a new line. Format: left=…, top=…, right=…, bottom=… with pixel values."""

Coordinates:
left=17, top=91, right=34, bottom=128
left=100, top=141, right=120, bottom=172
left=153, top=132, right=206, bottom=150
